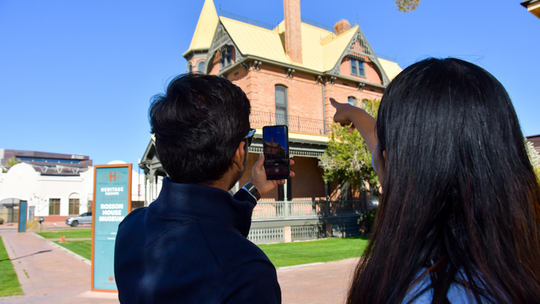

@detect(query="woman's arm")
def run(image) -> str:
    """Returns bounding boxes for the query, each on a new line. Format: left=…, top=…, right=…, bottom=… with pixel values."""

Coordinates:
left=330, top=98, right=378, bottom=153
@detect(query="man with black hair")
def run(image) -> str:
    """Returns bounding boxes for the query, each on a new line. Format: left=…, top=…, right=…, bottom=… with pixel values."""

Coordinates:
left=114, top=74, right=291, bottom=304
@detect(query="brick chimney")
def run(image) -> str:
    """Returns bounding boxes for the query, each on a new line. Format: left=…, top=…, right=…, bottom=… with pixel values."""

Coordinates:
left=284, top=0, right=302, bottom=63
left=334, top=19, right=351, bottom=35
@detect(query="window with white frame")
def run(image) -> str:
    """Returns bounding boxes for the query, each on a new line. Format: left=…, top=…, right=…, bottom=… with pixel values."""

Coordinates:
left=69, top=199, right=80, bottom=215
left=350, top=58, right=366, bottom=77
left=275, top=85, right=288, bottom=126
left=197, top=61, right=205, bottom=73
left=49, top=198, right=60, bottom=215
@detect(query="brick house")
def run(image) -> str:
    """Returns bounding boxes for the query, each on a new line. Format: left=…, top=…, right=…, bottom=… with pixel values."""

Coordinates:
left=140, top=0, right=402, bottom=204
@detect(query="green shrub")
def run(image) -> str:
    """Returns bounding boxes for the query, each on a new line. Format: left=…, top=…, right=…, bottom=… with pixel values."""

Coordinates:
left=0, top=218, right=4, bottom=225
left=360, top=208, right=377, bottom=234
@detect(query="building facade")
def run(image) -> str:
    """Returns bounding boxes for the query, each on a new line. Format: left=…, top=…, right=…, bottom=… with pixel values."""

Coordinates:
left=141, top=0, right=402, bottom=203
left=139, top=0, right=401, bottom=242
left=0, top=149, right=145, bottom=223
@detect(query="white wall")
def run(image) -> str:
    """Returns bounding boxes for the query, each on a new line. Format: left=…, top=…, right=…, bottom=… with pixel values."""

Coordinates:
left=0, top=161, right=145, bottom=217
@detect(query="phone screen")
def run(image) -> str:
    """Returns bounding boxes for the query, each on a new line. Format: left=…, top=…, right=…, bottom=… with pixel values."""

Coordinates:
left=263, top=125, right=290, bottom=180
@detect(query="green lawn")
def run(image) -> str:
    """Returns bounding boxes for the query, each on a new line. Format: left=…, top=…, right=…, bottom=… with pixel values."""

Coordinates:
left=260, top=237, right=369, bottom=268
left=0, top=236, right=24, bottom=297
left=52, top=237, right=369, bottom=268
left=36, top=229, right=92, bottom=239
left=54, top=241, right=92, bottom=260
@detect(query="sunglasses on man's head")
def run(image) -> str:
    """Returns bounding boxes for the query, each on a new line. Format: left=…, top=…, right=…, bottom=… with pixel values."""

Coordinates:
left=244, top=128, right=256, bottom=146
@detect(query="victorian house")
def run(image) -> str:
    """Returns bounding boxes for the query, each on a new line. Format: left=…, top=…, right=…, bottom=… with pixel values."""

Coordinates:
left=140, top=0, right=402, bottom=204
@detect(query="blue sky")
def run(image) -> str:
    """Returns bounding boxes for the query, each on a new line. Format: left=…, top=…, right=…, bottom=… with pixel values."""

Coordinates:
left=1, top=0, right=538, bottom=168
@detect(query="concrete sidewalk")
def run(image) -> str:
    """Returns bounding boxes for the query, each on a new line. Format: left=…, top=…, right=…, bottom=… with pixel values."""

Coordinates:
left=0, top=230, right=118, bottom=304
left=1, top=229, right=358, bottom=303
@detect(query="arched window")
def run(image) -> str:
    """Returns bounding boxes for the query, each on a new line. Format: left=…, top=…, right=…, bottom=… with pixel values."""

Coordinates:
left=275, top=85, right=288, bottom=125
left=69, top=193, right=80, bottom=215
left=361, top=99, right=368, bottom=108
left=198, top=61, right=205, bottom=74
left=348, top=96, right=358, bottom=107
left=188, top=62, right=193, bottom=73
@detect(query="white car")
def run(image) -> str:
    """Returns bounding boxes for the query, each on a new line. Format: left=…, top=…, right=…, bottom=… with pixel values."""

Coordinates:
left=65, top=212, right=92, bottom=227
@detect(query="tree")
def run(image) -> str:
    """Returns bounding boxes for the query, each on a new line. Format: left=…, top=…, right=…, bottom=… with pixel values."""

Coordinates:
left=526, top=140, right=540, bottom=184
left=395, top=0, right=420, bottom=12
left=318, top=99, right=381, bottom=198
left=5, top=156, right=20, bottom=169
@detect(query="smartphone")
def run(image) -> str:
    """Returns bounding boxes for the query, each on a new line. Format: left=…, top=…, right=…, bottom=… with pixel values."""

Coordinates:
left=263, top=125, right=290, bottom=180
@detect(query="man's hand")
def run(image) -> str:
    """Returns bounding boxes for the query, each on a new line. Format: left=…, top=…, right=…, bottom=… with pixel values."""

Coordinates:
left=249, top=153, right=295, bottom=196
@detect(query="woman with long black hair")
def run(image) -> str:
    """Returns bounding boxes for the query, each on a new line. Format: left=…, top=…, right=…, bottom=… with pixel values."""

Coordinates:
left=331, top=58, right=540, bottom=303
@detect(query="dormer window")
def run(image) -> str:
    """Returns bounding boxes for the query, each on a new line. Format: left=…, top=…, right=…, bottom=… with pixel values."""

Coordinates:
left=351, top=58, right=365, bottom=77
left=220, top=46, right=233, bottom=69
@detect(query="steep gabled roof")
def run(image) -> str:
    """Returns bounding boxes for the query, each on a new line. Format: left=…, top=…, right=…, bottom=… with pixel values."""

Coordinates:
left=220, top=17, right=290, bottom=64
left=188, top=0, right=402, bottom=78
left=221, top=18, right=360, bottom=73
left=378, top=58, right=402, bottom=81
left=183, top=0, right=219, bottom=56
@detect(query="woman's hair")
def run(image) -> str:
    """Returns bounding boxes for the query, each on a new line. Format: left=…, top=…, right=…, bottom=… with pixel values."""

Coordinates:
left=347, top=58, right=540, bottom=303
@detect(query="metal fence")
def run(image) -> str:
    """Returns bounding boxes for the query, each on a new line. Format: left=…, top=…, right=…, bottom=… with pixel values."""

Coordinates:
left=248, top=227, right=284, bottom=244
left=247, top=199, right=369, bottom=244
left=252, top=200, right=366, bottom=220
left=250, top=110, right=331, bottom=135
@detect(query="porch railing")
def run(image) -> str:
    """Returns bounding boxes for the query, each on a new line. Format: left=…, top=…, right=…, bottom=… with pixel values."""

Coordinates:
left=252, top=200, right=367, bottom=220
left=250, top=110, right=331, bottom=136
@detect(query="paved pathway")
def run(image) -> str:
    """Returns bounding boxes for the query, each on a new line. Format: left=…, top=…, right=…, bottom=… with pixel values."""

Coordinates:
left=278, top=259, right=358, bottom=304
left=0, top=230, right=118, bottom=304
left=1, top=228, right=358, bottom=303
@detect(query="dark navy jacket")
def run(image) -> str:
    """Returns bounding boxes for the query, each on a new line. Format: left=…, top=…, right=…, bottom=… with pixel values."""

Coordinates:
left=114, top=178, right=281, bottom=303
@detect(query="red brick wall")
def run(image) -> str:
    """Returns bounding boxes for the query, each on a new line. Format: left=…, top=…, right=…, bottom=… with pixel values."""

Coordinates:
left=230, top=66, right=325, bottom=125
left=188, top=57, right=207, bottom=73
left=323, top=80, right=383, bottom=127
left=211, top=61, right=385, bottom=202
left=208, top=51, right=220, bottom=75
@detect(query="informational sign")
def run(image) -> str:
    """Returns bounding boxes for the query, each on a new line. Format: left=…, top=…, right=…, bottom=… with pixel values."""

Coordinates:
left=92, top=164, right=132, bottom=292
left=18, top=200, right=27, bottom=233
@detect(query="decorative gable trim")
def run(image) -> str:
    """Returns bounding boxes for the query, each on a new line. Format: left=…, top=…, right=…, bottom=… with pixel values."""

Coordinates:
left=206, top=21, right=245, bottom=75
left=328, top=27, right=390, bottom=86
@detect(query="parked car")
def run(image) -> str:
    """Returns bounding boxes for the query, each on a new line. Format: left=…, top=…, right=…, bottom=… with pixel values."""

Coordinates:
left=66, top=212, right=92, bottom=227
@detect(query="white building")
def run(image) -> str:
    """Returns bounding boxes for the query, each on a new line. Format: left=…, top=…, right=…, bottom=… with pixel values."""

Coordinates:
left=0, top=161, right=145, bottom=223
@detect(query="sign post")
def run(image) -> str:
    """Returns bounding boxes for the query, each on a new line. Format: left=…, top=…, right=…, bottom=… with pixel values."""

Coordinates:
left=91, top=164, right=132, bottom=292
left=18, top=200, right=27, bottom=233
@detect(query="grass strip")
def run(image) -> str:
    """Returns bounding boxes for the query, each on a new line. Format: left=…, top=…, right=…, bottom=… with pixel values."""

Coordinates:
left=52, top=237, right=369, bottom=268
left=0, top=236, right=24, bottom=297
left=259, top=236, right=369, bottom=268
left=36, top=229, right=92, bottom=239
left=54, top=241, right=92, bottom=260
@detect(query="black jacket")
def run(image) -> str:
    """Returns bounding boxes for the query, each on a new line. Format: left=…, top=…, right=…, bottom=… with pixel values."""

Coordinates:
left=114, top=178, right=281, bottom=303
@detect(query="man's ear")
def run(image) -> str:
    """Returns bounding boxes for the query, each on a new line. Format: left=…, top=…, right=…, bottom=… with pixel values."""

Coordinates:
left=232, top=141, right=246, bottom=171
